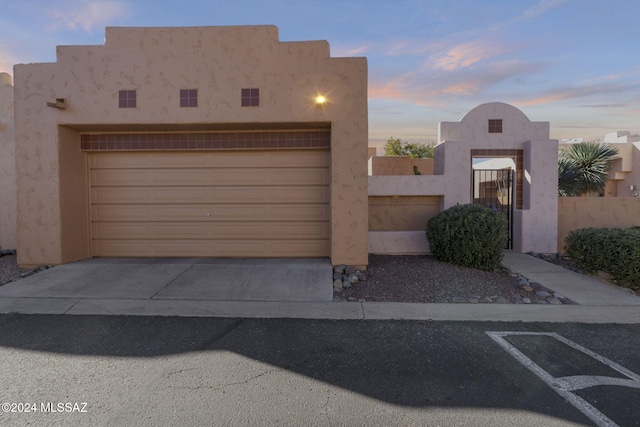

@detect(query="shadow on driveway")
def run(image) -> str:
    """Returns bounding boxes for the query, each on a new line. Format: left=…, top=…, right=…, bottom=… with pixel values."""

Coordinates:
left=3, top=314, right=639, bottom=424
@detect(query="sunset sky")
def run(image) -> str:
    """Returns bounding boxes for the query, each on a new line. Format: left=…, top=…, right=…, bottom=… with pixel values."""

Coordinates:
left=1, top=0, right=638, bottom=144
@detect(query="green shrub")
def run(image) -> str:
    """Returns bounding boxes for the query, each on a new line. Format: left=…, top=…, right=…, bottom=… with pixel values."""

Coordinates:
left=564, top=227, right=640, bottom=289
left=426, top=204, right=508, bottom=271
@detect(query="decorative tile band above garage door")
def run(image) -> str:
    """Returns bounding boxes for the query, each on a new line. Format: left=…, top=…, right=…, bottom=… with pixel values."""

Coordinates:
left=81, top=130, right=330, bottom=151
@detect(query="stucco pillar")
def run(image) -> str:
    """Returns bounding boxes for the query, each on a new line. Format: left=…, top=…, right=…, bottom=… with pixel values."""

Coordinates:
left=0, top=73, right=17, bottom=250
left=330, top=120, right=369, bottom=268
left=518, top=139, right=558, bottom=253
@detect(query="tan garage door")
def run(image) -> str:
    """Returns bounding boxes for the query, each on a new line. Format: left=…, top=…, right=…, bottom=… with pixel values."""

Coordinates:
left=89, top=150, right=330, bottom=257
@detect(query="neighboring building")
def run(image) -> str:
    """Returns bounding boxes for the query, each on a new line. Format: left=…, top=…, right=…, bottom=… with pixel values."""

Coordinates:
left=13, top=26, right=369, bottom=267
left=0, top=72, right=16, bottom=250
left=602, top=131, right=640, bottom=198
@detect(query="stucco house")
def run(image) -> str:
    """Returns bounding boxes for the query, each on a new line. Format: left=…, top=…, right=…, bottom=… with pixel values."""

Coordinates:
left=13, top=26, right=369, bottom=268
left=602, top=131, right=640, bottom=198
left=557, top=131, right=640, bottom=249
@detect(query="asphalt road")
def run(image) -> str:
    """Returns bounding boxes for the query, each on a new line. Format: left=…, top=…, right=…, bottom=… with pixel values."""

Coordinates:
left=0, top=315, right=639, bottom=426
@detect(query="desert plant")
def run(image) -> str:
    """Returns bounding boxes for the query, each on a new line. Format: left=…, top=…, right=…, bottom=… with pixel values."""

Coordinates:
left=558, top=141, right=618, bottom=196
left=384, top=137, right=435, bottom=158
left=564, top=227, right=640, bottom=289
left=557, top=155, right=579, bottom=197
left=426, top=204, right=508, bottom=271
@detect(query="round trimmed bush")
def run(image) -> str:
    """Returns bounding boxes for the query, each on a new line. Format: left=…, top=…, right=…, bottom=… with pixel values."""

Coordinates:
left=565, top=227, right=640, bottom=289
left=426, top=204, right=508, bottom=271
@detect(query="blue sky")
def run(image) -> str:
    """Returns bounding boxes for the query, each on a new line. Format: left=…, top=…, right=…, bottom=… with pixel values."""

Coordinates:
left=1, top=0, right=639, bottom=143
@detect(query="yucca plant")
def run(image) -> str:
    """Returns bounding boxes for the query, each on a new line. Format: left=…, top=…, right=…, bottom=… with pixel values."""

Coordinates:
left=557, top=142, right=618, bottom=196
left=558, top=155, right=579, bottom=197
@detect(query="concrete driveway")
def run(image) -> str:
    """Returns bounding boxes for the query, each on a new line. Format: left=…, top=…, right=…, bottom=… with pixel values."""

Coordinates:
left=1, top=252, right=639, bottom=322
left=0, top=257, right=333, bottom=302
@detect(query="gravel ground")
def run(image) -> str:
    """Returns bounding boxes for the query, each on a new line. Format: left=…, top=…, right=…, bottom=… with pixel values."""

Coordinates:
left=0, top=255, right=32, bottom=285
left=340, top=254, right=533, bottom=303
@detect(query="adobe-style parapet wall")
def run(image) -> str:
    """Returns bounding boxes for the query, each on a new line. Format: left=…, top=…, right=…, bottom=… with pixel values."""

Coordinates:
left=369, top=102, right=559, bottom=255
left=368, top=156, right=434, bottom=176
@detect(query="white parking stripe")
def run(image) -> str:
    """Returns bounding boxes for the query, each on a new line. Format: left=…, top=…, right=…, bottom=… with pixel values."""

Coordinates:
left=555, top=375, right=640, bottom=391
left=486, top=331, right=640, bottom=427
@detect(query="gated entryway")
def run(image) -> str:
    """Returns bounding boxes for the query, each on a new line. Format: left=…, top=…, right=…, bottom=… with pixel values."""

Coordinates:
left=472, top=169, right=514, bottom=249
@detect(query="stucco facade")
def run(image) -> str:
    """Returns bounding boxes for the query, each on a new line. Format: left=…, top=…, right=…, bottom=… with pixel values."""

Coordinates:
left=14, top=26, right=368, bottom=267
left=369, top=102, right=558, bottom=254
left=603, top=131, right=640, bottom=197
left=0, top=73, right=16, bottom=250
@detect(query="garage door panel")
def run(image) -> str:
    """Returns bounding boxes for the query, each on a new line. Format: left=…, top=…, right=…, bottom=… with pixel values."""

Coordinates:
left=91, top=186, right=330, bottom=204
left=91, top=204, right=329, bottom=222
left=90, top=168, right=329, bottom=187
left=92, top=239, right=330, bottom=257
left=89, top=146, right=330, bottom=258
left=91, top=222, right=330, bottom=239
left=92, top=187, right=206, bottom=204
left=90, top=150, right=330, bottom=169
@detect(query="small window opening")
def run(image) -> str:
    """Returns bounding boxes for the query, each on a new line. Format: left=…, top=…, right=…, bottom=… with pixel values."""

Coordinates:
left=241, top=88, right=259, bottom=107
left=118, top=90, right=137, bottom=108
left=180, top=89, right=198, bottom=107
left=488, top=119, right=503, bottom=133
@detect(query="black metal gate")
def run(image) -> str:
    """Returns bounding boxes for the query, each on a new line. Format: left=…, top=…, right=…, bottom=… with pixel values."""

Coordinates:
left=472, top=169, right=514, bottom=249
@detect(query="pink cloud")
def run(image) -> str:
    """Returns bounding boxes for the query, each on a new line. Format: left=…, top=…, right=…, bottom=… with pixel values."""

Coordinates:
left=48, top=1, right=130, bottom=32
left=515, top=80, right=640, bottom=106
left=368, top=75, right=416, bottom=101
left=429, top=40, right=510, bottom=71
left=440, top=82, right=479, bottom=95
left=332, top=44, right=370, bottom=57
left=491, top=0, right=569, bottom=30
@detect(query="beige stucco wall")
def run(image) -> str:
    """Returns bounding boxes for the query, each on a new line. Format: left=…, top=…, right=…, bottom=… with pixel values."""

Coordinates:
left=14, top=26, right=368, bottom=267
left=369, top=102, right=558, bottom=254
left=557, top=197, right=640, bottom=252
left=0, top=73, right=17, bottom=250
left=369, top=196, right=441, bottom=231
left=368, top=156, right=434, bottom=176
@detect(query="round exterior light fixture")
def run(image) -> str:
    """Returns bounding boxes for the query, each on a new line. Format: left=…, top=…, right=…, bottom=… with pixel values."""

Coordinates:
left=315, top=95, right=327, bottom=105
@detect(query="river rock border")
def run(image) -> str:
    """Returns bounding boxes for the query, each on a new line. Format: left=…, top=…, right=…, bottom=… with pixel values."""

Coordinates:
left=332, top=264, right=367, bottom=294
left=332, top=264, right=576, bottom=304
